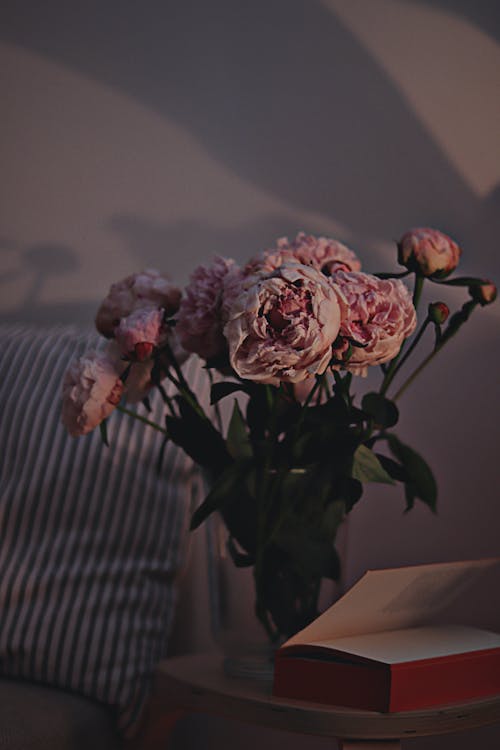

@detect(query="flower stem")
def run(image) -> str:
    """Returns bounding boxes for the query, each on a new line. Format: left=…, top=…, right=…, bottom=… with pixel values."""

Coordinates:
left=412, top=274, right=425, bottom=311
left=265, top=384, right=274, bottom=412
left=152, top=377, right=177, bottom=416
left=393, top=299, right=478, bottom=401
left=303, top=375, right=323, bottom=409
left=379, top=357, right=399, bottom=396
left=161, top=344, right=210, bottom=422
left=116, top=405, right=169, bottom=435
left=392, top=350, right=435, bottom=402
left=379, top=273, right=425, bottom=396
left=207, top=369, right=224, bottom=434
left=386, top=318, right=431, bottom=387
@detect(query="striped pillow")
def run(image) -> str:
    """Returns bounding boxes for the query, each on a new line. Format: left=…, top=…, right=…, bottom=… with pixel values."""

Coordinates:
left=0, top=325, right=204, bottom=735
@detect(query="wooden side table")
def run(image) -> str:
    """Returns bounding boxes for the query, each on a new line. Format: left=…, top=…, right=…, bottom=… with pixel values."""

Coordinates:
left=131, top=652, right=500, bottom=749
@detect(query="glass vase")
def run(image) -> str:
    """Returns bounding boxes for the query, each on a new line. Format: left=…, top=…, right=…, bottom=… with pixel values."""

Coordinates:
left=206, top=507, right=348, bottom=680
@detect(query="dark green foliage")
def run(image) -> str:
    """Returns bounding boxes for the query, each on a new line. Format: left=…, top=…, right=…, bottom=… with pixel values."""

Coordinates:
left=210, top=381, right=250, bottom=405
left=352, top=444, right=395, bottom=485
left=226, top=400, right=253, bottom=459
left=362, top=392, right=399, bottom=428
left=165, top=394, right=230, bottom=473
left=387, top=434, right=437, bottom=512
left=99, top=420, right=109, bottom=447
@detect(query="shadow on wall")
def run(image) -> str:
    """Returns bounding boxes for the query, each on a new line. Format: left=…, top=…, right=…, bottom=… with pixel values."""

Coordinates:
left=0, top=213, right=316, bottom=324
left=106, top=212, right=375, bottom=275
left=0, top=211, right=350, bottom=324
left=419, top=0, right=500, bottom=39
left=0, top=241, right=96, bottom=325
left=1, top=0, right=499, bottom=271
left=107, top=214, right=307, bottom=275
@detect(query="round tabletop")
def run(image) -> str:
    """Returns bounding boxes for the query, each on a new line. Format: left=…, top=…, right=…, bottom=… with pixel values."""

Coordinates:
left=153, top=652, right=500, bottom=742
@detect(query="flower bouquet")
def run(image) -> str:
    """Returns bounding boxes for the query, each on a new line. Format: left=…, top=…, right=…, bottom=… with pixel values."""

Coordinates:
left=62, top=228, right=496, bottom=649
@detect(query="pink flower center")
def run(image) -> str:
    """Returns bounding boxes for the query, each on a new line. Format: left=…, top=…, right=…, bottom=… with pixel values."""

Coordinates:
left=134, top=342, right=154, bottom=361
left=107, top=380, right=124, bottom=406
left=265, top=288, right=313, bottom=334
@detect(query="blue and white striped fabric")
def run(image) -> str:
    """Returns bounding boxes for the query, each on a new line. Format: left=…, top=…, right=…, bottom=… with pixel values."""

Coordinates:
left=0, top=325, right=205, bottom=735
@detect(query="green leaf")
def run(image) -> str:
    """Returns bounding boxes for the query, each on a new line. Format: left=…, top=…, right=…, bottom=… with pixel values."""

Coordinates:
left=362, top=392, right=399, bottom=428
left=404, top=483, right=416, bottom=512
left=277, top=467, right=309, bottom=500
left=204, top=351, right=232, bottom=371
left=332, top=371, right=352, bottom=401
left=335, top=477, right=363, bottom=512
left=290, top=432, right=314, bottom=464
left=323, top=393, right=351, bottom=425
left=220, top=464, right=258, bottom=555
left=227, top=536, right=255, bottom=567
left=155, top=434, right=170, bottom=475
left=376, top=454, right=408, bottom=483
left=246, top=386, right=270, bottom=440
left=189, top=461, right=248, bottom=530
left=99, top=420, right=109, bottom=447
left=387, top=435, right=437, bottom=512
left=210, top=381, right=249, bottom=405
left=150, top=357, right=164, bottom=385
left=166, top=396, right=229, bottom=473
left=352, top=444, right=396, bottom=485
left=226, top=400, right=253, bottom=460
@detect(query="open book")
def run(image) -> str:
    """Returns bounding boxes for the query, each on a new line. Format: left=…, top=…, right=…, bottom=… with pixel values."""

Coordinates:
left=273, top=558, right=500, bottom=712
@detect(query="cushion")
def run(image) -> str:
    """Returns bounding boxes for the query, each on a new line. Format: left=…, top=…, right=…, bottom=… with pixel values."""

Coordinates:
left=0, top=678, right=121, bottom=749
left=0, top=325, right=204, bottom=736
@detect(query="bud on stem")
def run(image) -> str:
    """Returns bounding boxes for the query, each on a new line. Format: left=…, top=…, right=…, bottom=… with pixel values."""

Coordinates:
left=469, top=280, right=497, bottom=306
left=428, top=302, right=450, bottom=325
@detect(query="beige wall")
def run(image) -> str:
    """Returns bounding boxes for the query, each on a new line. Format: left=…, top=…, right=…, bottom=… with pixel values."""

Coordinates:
left=1, top=2, right=499, bottom=747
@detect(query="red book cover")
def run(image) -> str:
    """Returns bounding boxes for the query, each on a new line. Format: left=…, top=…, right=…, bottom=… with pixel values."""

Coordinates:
left=272, top=559, right=500, bottom=712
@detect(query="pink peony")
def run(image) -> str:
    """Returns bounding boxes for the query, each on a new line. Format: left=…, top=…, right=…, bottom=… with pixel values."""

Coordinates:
left=286, top=232, right=362, bottom=275
left=115, top=308, right=167, bottom=361
left=244, top=241, right=296, bottom=275
left=61, top=350, right=124, bottom=436
left=95, top=269, right=181, bottom=338
left=246, top=232, right=361, bottom=276
left=332, top=271, right=417, bottom=376
left=176, top=256, right=239, bottom=361
left=122, top=360, right=156, bottom=404
left=220, top=263, right=250, bottom=315
left=398, top=228, right=461, bottom=279
left=164, top=327, right=191, bottom=366
left=224, top=263, right=342, bottom=385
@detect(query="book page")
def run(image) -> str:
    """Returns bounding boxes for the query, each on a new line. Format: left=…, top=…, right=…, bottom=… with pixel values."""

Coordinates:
left=311, top=625, right=500, bottom=664
left=283, top=557, right=500, bottom=647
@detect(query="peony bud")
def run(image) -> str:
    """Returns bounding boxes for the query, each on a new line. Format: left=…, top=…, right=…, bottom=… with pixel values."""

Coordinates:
left=115, top=308, right=166, bottom=360
left=428, top=302, right=450, bottom=325
left=398, top=228, right=461, bottom=279
left=134, top=341, right=154, bottom=361
left=469, top=280, right=497, bottom=306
